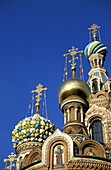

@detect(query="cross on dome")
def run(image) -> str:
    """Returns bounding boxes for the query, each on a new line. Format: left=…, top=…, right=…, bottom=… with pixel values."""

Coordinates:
left=63, top=46, right=83, bottom=78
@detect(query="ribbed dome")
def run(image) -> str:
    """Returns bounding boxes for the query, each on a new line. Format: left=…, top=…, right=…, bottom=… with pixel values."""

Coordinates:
left=58, top=78, right=91, bottom=104
left=84, top=41, right=107, bottom=59
left=12, top=114, right=55, bottom=149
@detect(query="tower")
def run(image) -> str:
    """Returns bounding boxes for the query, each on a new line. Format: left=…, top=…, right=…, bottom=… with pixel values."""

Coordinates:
left=84, top=24, right=111, bottom=157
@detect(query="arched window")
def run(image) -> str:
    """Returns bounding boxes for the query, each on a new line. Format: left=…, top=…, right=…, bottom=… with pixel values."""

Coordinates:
left=92, top=79, right=98, bottom=93
left=95, top=59, right=97, bottom=66
left=25, top=149, right=41, bottom=166
left=91, top=120, right=103, bottom=143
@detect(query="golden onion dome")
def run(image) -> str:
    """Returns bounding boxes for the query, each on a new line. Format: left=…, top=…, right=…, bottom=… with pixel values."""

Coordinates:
left=58, top=78, right=91, bottom=104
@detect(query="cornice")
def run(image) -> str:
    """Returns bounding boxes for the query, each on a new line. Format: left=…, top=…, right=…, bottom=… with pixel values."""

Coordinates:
left=90, top=96, right=111, bottom=103
left=16, top=142, right=42, bottom=155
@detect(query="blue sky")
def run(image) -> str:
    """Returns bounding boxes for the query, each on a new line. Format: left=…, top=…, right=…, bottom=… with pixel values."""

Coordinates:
left=0, top=0, right=111, bottom=169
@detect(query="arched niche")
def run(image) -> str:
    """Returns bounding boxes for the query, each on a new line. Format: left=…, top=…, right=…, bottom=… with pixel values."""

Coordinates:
left=42, top=129, right=73, bottom=169
left=25, top=148, right=41, bottom=166
left=17, top=153, right=29, bottom=170
left=79, top=140, right=105, bottom=157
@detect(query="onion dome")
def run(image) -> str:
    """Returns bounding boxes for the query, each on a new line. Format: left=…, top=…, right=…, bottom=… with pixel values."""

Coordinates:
left=12, top=114, right=55, bottom=149
left=58, top=77, right=91, bottom=104
left=12, top=84, right=56, bottom=149
left=84, top=41, right=107, bottom=59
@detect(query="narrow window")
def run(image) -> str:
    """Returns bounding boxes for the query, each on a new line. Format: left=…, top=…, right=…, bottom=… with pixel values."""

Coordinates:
left=92, top=79, right=98, bottom=93
left=99, top=59, right=101, bottom=66
left=74, top=143, right=79, bottom=156
left=91, top=120, right=103, bottom=143
left=95, top=59, right=97, bottom=66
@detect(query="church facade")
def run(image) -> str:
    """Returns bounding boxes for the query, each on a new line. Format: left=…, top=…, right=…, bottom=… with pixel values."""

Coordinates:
left=11, top=24, right=111, bottom=170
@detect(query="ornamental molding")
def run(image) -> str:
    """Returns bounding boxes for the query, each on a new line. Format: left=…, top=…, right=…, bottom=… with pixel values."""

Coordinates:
left=89, top=53, right=103, bottom=60
left=85, top=104, right=111, bottom=126
left=88, top=67, right=107, bottom=76
left=16, top=142, right=42, bottom=155
left=60, top=97, right=88, bottom=111
left=86, top=104, right=110, bottom=115
left=90, top=96, right=110, bottom=103
left=68, top=157, right=111, bottom=168
left=24, top=156, right=111, bottom=169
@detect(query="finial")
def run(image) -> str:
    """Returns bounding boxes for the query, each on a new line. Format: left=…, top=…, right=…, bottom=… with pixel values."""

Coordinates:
left=88, top=24, right=101, bottom=42
left=4, top=152, right=17, bottom=170
left=31, top=84, right=47, bottom=114
left=63, top=46, right=83, bottom=78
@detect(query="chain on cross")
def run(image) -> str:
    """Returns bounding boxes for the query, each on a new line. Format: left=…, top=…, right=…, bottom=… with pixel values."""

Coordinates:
left=4, top=152, right=17, bottom=170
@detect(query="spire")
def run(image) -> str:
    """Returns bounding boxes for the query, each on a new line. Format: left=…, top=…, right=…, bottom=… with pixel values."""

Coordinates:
left=63, top=46, right=83, bottom=79
left=88, top=24, right=101, bottom=42
left=31, top=84, right=47, bottom=115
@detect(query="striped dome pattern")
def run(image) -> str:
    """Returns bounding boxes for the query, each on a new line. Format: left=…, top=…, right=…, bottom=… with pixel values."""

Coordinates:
left=84, top=41, right=107, bottom=59
left=12, top=114, right=55, bottom=149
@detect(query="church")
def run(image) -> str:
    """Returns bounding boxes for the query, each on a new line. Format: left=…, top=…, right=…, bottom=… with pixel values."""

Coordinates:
left=10, top=24, right=111, bottom=169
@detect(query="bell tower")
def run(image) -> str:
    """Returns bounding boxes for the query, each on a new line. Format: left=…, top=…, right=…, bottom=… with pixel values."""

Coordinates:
left=84, top=24, right=111, bottom=148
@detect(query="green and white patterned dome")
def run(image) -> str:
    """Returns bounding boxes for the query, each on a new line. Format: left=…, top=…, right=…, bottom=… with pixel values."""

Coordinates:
left=84, top=41, right=107, bottom=59
left=12, top=113, right=56, bottom=149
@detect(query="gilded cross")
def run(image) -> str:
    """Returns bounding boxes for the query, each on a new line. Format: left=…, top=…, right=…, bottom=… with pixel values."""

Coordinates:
left=88, top=24, right=101, bottom=41
left=4, top=152, right=17, bottom=170
left=64, top=46, right=83, bottom=67
left=31, top=84, right=47, bottom=103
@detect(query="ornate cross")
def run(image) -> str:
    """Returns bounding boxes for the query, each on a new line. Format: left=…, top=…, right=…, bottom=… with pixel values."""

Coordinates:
left=63, top=46, right=83, bottom=78
left=64, top=46, right=83, bottom=68
left=31, top=84, right=47, bottom=103
left=4, top=152, right=17, bottom=170
left=88, top=24, right=101, bottom=41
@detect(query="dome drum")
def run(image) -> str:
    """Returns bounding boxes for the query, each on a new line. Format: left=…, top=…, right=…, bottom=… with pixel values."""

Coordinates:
left=60, top=97, right=89, bottom=113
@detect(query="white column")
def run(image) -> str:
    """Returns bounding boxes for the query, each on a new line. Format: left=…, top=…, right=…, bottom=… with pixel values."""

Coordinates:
left=81, top=108, right=83, bottom=123
left=97, top=58, right=99, bottom=67
left=104, top=124, right=107, bottom=143
left=67, top=109, right=70, bottom=122
left=108, top=83, right=110, bottom=92
left=64, top=112, right=66, bottom=124
left=90, top=81, right=92, bottom=93
left=75, top=108, right=78, bottom=120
